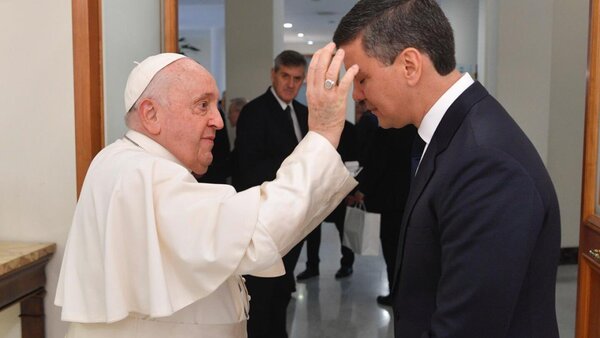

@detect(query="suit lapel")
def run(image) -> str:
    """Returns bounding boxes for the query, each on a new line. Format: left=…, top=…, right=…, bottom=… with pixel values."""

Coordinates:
left=391, top=82, right=490, bottom=293
left=292, top=101, right=309, bottom=136
left=266, top=89, right=299, bottom=143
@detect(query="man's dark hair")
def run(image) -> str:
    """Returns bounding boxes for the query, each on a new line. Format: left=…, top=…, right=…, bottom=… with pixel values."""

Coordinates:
left=274, top=50, right=307, bottom=72
left=333, top=0, right=456, bottom=75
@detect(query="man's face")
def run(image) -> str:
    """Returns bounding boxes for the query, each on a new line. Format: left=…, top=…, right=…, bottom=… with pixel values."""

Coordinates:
left=342, top=38, right=414, bottom=128
left=156, top=60, right=224, bottom=175
left=271, top=65, right=305, bottom=104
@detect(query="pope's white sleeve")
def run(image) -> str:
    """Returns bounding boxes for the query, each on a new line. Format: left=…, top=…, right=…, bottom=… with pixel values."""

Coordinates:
left=233, top=131, right=357, bottom=276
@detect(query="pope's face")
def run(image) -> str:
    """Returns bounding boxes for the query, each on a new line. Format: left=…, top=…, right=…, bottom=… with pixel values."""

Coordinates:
left=271, top=65, right=305, bottom=104
left=157, top=60, right=224, bottom=174
left=342, top=38, right=414, bottom=129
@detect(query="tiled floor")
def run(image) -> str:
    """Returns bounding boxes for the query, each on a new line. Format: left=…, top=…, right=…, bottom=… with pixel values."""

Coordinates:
left=287, top=222, right=578, bottom=338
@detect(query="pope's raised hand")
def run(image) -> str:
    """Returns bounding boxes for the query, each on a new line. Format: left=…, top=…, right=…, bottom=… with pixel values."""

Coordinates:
left=306, top=42, right=359, bottom=148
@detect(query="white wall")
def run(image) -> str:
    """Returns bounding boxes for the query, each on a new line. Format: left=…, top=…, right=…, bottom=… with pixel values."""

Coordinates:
left=226, top=0, right=282, bottom=105
left=496, top=0, right=553, bottom=163
left=477, top=0, right=498, bottom=93
left=493, top=0, right=587, bottom=247
left=0, top=1, right=76, bottom=337
left=179, top=3, right=226, bottom=92
left=440, top=0, right=479, bottom=75
left=103, top=0, right=162, bottom=144
left=211, top=27, right=227, bottom=93
left=547, top=0, right=588, bottom=247
left=179, top=29, right=213, bottom=73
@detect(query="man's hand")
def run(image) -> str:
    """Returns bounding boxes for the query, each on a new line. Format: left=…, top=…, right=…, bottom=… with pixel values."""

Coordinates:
left=306, top=42, right=359, bottom=148
left=346, top=191, right=364, bottom=205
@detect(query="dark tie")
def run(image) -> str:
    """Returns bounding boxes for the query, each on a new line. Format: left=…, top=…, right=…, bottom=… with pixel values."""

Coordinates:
left=284, top=105, right=292, bottom=124
left=285, top=105, right=302, bottom=142
left=410, top=134, right=426, bottom=177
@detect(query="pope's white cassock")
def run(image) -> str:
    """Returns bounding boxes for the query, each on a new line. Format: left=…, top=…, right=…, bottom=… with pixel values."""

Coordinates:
left=55, top=129, right=357, bottom=337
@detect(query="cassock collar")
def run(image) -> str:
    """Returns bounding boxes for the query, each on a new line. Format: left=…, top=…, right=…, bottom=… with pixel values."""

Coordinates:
left=124, top=129, right=186, bottom=169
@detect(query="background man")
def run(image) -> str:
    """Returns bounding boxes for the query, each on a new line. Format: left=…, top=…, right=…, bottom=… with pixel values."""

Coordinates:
left=355, top=125, right=415, bottom=306
left=228, top=97, right=247, bottom=128
left=55, top=47, right=359, bottom=337
left=233, top=50, right=310, bottom=338
left=332, top=0, right=561, bottom=337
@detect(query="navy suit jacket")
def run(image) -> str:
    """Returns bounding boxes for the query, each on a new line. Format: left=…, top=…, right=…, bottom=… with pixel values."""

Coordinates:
left=391, top=82, right=560, bottom=338
left=233, top=87, right=308, bottom=192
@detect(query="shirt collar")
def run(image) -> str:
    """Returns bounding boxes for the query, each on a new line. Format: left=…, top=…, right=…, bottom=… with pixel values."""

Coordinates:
left=270, top=86, right=292, bottom=111
left=124, top=130, right=186, bottom=168
left=418, top=72, right=474, bottom=145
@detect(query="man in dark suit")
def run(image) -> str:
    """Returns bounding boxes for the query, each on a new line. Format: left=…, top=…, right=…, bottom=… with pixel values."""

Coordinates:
left=233, top=50, right=308, bottom=338
left=332, top=1, right=561, bottom=337
left=356, top=125, right=415, bottom=306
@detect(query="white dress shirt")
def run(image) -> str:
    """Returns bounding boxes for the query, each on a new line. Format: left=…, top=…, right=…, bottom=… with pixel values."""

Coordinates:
left=417, top=73, right=475, bottom=167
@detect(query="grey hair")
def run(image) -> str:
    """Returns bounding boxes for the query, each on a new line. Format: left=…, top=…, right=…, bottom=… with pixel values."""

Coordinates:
left=273, top=50, right=307, bottom=72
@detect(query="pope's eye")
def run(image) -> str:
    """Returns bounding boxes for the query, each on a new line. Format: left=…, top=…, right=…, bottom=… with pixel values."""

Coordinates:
left=193, top=101, right=210, bottom=116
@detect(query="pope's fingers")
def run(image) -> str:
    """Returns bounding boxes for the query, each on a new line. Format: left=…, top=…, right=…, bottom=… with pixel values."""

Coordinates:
left=315, top=42, right=336, bottom=85
left=337, top=64, right=359, bottom=93
left=325, top=48, right=345, bottom=84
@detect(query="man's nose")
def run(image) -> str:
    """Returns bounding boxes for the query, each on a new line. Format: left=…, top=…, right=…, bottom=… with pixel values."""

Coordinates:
left=211, top=107, right=224, bottom=130
left=352, top=88, right=364, bottom=102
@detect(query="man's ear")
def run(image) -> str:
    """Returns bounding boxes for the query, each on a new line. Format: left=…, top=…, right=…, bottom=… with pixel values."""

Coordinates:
left=395, top=47, right=422, bottom=86
left=137, top=98, right=161, bottom=135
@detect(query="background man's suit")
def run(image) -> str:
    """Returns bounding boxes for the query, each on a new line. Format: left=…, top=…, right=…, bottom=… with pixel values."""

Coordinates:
left=392, top=81, right=560, bottom=338
left=234, top=87, right=308, bottom=338
left=357, top=125, right=415, bottom=301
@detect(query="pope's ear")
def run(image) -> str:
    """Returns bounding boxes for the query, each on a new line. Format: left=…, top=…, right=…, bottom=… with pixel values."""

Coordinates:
left=137, top=98, right=161, bottom=135
left=395, top=47, right=422, bottom=86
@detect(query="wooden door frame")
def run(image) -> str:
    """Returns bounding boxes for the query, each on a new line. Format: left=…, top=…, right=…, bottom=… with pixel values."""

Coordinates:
left=71, top=0, right=178, bottom=196
left=162, top=0, right=179, bottom=53
left=71, top=0, right=104, bottom=195
left=580, top=0, right=600, bottom=228
left=576, top=0, right=600, bottom=337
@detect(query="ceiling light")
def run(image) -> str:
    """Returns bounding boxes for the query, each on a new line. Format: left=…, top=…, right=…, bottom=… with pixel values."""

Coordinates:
left=283, top=23, right=293, bottom=28
left=297, top=33, right=304, bottom=38
left=307, top=40, right=314, bottom=45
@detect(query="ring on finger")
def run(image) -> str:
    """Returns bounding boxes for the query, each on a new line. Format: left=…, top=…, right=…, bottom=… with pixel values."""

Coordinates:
left=324, top=79, right=336, bottom=90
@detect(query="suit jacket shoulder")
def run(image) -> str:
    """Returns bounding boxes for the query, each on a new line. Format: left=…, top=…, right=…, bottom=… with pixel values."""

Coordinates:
left=233, top=88, right=308, bottom=190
